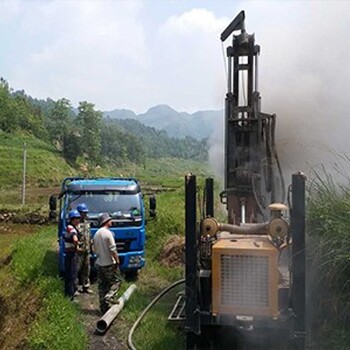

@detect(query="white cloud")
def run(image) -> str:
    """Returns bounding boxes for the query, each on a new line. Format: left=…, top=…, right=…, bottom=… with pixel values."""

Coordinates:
left=2, top=0, right=149, bottom=110
left=1, top=0, right=350, bottom=179
left=166, top=8, right=227, bottom=33
left=149, top=8, right=229, bottom=112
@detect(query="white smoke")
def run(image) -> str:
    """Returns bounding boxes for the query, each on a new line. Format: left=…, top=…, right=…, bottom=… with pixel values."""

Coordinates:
left=209, top=1, right=350, bottom=184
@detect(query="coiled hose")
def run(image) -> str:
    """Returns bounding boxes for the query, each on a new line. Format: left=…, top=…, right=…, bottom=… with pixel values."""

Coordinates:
left=127, top=278, right=186, bottom=350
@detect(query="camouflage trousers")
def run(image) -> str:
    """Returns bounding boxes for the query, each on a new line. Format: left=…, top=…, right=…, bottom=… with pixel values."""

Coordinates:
left=77, top=251, right=90, bottom=290
left=96, top=264, right=123, bottom=314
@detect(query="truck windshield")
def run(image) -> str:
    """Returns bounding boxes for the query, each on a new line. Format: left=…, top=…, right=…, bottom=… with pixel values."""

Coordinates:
left=68, top=192, right=142, bottom=216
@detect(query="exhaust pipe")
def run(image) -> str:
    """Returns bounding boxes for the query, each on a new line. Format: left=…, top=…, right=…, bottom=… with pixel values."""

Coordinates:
left=96, top=284, right=137, bottom=334
left=202, top=217, right=269, bottom=236
left=202, top=204, right=288, bottom=237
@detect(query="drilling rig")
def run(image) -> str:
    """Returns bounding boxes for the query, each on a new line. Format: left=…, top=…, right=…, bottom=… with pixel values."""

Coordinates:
left=169, top=11, right=306, bottom=349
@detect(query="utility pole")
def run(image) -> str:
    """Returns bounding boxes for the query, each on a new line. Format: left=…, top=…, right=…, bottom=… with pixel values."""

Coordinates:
left=22, top=142, right=27, bottom=206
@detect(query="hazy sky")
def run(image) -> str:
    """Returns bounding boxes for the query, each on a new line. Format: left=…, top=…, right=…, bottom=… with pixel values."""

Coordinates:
left=2, top=0, right=350, bottom=177
left=0, top=0, right=232, bottom=113
left=1, top=0, right=346, bottom=113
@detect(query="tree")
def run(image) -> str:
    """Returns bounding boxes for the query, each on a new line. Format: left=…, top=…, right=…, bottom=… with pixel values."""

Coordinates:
left=101, top=124, right=127, bottom=164
left=125, top=133, right=145, bottom=164
left=13, top=93, right=47, bottom=139
left=47, top=98, right=73, bottom=148
left=63, top=131, right=81, bottom=165
left=0, top=78, right=17, bottom=132
left=76, top=101, right=102, bottom=164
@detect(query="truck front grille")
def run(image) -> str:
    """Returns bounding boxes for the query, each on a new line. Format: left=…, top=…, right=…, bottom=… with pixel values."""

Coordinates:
left=116, top=239, right=134, bottom=253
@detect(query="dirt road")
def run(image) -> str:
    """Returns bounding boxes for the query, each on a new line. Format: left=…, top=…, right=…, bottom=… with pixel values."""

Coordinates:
left=76, top=286, right=126, bottom=350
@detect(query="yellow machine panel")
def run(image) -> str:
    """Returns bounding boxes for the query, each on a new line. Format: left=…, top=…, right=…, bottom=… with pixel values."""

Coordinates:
left=212, top=235, right=278, bottom=317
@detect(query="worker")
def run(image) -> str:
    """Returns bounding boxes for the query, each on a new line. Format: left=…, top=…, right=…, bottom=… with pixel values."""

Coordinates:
left=64, top=209, right=80, bottom=300
left=93, top=212, right=122, bottom=314
left=76, top=203, right=93, bottom=294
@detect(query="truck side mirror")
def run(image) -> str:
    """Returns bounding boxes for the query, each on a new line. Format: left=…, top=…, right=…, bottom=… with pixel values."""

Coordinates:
left=49, top=194, right=57, bottom=221
left=149, top=194, right=156, bottom=218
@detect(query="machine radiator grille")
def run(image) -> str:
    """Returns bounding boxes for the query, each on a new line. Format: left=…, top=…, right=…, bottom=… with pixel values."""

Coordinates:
left=220, top=254, right=269, bottom=308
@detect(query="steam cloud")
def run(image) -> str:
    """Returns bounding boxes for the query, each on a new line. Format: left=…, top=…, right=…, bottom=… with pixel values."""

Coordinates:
left=209, top=1, right=350, bottom=184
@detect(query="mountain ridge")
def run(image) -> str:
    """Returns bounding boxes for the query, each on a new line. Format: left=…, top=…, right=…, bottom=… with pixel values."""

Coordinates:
left=103, top=104, right=223, bottom=140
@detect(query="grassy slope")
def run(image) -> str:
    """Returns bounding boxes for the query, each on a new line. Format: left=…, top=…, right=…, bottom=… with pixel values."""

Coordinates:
left=0, top=131, right=211, bottom=188
left=0, top=131, right=212, bottom=202
left=0, top=131, right=74, bottom=190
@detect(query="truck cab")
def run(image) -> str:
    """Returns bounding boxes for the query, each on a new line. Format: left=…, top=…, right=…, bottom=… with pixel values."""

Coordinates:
left=55, top=177, right=148, bottom=277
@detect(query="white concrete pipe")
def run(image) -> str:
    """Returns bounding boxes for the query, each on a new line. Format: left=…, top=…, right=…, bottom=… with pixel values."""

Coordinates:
left=96, top=284, right=137, bottom=334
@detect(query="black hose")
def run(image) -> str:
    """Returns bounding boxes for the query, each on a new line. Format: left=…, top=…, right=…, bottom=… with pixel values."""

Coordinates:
left=202, top=184, right=206, bottom=220
left=271, top=114, right=286, bottom=203
left=251, top=173, right=267, bottom=220
left=264, top=116, right=273, bottom=196
left=127, top=279, right=185, bottom=350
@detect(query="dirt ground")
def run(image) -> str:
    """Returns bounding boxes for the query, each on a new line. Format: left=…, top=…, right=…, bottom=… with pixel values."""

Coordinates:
left=75, top=285, right=125, bottom=350
left=159, top=235, right=185, bottom=267
left=78, top=234, right=186, bottom=349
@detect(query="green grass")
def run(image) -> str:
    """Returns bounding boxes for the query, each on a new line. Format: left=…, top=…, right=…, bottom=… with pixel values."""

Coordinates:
left=4, top=128, right=350, bottom=348
left=0, top=130, right=74, bottom=189
left=0, top=178, right=202, bottom=349
left=138, top=158, right=213, bottom=187
left=9, top=227, right=87, bottom=349
left=307, top=170, right=350, bottom=349
left=0, top=234, right=17, bottom=259
left=110, top=187, right=187, bottom=349
left=0, top=131, right=211, bottom=206
left=29, top=277, right=87, bottom=350
left=127, top=285, right=185, bottom=349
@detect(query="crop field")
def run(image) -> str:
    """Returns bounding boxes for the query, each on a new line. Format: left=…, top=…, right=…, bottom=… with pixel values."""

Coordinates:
left=0, top=158, right=214, bottom=349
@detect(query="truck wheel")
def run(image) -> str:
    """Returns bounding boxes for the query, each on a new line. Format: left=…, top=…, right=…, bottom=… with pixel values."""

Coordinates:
left=59, top=269, right=65, bottom=279
left=124, top=270, right=139, bottom=281
left=186, top=333, right=199, bottom=350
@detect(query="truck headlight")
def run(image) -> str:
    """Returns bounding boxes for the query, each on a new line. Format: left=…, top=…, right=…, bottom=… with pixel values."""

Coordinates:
left=128, top=256, right=144, bottom=267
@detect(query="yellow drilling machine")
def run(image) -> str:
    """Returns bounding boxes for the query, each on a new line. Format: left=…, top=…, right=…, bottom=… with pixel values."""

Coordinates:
left=169, top=11, right=306, bottom=350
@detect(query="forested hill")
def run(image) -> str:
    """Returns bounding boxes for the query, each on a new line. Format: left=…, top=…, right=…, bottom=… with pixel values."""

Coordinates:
left=104, top=104, right=223, bottom=140
left=0, top=79, right=208, bottom=168
left=104, top=117, right=207, bottom=161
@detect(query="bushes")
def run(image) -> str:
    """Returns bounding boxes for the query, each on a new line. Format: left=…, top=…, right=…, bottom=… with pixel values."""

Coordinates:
left=307, top=171, right=350, bottom=348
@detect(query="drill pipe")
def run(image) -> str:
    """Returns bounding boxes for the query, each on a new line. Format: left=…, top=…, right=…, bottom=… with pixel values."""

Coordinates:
left=96, top=284, right=137, bottom=334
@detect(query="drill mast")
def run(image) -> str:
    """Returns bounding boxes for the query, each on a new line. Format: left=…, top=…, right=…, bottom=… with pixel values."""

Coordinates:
left=220, top=11, right=284, bottom=224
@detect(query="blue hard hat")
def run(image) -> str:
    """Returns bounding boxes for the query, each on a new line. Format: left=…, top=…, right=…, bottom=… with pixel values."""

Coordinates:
left=68, top=209, right=81, bottom=219
left=77, top=203, right=89, bottom=213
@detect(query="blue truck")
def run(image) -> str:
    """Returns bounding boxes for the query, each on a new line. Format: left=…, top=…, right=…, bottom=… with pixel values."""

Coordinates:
left=49, top=177, right=155, bottom=278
